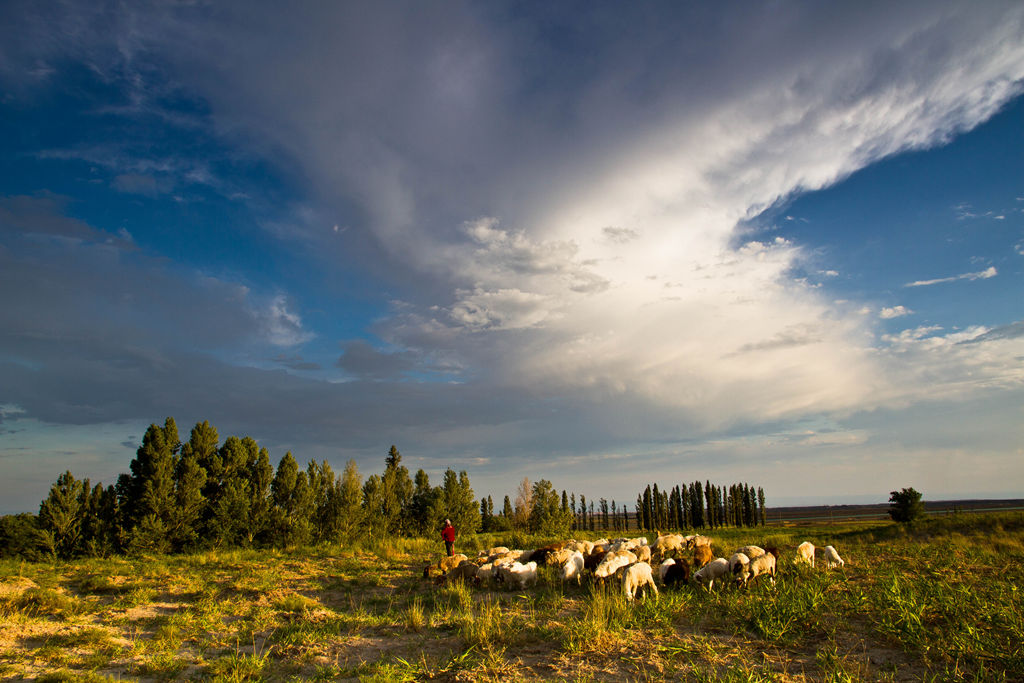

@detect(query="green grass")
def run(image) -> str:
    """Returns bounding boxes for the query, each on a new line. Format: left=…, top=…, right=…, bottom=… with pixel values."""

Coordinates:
left=0, top=513, right=1022, bottom=680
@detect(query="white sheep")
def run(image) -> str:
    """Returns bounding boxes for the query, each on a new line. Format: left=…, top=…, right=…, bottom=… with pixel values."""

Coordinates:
left=796, top=541, right=815, bottom=567
left=594, top=549, right=637, bottom=581
left=728, top=552, right=750, bottom=580
left=739, top=550, right=777, bottom=587
left=633, top=545, right=653, bottom=564
left=692, top=557, right=729, bottom=590
left=561, top=550, right=585, bottom=585
left=622, top=562, right=659, bottom=601
left=821, top=545, right=845, bottom=569
left=736, top=545, right=766, bottom=560
left=496, top=560, right=538, bottom=589
left=653, top=533, right=686, bottom=560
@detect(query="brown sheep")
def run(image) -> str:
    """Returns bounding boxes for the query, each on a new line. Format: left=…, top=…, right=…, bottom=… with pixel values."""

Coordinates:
left=423, top=553, right=469, bottom=579
left=693, top=544, right=713, bottom=569
left=584, top=550, right=609, bottom=573
left=663, top=558, right=690, bottom=587
left=443, top=559, right=480, bottom=584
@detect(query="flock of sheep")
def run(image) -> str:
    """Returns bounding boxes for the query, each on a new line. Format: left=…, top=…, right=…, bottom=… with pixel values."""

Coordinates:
left=423, top=533, right=846, bottom=601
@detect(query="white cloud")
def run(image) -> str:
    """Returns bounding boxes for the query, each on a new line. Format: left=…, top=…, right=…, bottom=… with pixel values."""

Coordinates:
left=880, top=305, right=912, bottom=319
left=259, top=295, right=314, bottom=347
left=905, top=266, right=998, bottom=287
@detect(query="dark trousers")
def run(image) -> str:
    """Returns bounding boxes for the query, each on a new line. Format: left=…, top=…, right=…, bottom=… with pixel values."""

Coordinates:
left=445, top=540, right=454, bottom=557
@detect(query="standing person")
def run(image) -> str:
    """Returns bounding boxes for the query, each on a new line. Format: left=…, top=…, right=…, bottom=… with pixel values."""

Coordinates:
left=441, top=518, right=456, bottom=557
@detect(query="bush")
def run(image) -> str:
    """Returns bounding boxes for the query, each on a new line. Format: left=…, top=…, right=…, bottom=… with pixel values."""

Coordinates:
left=888, top=487, right=925, bottom=523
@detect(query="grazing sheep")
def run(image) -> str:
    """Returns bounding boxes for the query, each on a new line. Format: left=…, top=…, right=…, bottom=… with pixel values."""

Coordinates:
left=495, top=561, right=538, bottom=589
left=584, top=550, right=609, bottom=573
left=662, top=559, right=690, bottom=587
left=622, top=562, right=659, bottom=601
left=594, top=550, right=637, bottom=581
left=444, top=560, right=480, bottom=584
left=687, top=535, right=712, bottom=550
left=658, top=558, right=676, bottom=583
left=821, top=545, right=845, bottom=569
left=566, top=540, right=595, bottom=557
left=728, top=552, right=750, bottom=582
left=796, top=541, right=815, bottom=567
left=739, top=548, right=778, bottom=587
left=548, top=547, right=577, bottom=568
left=693, top=557, right=729, bottom=590
left=476, top=562, right=496, bottom=584
left=737, top=545, right=766, bottom=560
left=423, top=553, right=469, bottom=578
left=561, top=550, right=585, bottom=585
left=653, top=532, right=686, bottom=561
left=633, top=545, right=653, bottom=564
left=693, top=544, right=714, bottom=569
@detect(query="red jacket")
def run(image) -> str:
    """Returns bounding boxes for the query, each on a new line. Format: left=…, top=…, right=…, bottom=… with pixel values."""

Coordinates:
left=441, top=525, right=456, bottom=542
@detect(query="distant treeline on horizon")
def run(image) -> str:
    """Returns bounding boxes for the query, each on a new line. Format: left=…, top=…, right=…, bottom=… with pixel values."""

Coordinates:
left=0, top=417, right=767, bottom=561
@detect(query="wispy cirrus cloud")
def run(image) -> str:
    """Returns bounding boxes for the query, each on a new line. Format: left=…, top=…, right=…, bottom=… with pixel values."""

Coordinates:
left=905, top=266, right=998, bottom=287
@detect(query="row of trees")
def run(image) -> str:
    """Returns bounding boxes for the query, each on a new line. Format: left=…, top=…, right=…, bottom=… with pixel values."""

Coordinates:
left=635, top=481, right=766, bottom=531
left=3, top=416, right=771, bottom=561
left=23, top=418, right=480, bottom=559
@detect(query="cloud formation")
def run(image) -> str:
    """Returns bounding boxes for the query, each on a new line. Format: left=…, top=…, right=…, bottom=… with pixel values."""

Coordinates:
left=1, top=1, right=1024, bottom=509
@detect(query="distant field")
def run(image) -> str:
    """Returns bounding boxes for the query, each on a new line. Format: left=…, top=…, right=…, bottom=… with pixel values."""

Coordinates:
left=2, top=512, right=1022, bottom=681
left=766, top=498, right=1024, bottom=525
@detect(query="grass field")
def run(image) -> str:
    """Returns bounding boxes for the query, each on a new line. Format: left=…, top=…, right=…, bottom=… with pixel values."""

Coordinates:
left=1, top=512, right=1022, bottom=681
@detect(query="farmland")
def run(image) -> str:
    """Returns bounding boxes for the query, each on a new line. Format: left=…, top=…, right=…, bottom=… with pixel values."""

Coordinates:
left=2, top=512, right=1022, bottom=682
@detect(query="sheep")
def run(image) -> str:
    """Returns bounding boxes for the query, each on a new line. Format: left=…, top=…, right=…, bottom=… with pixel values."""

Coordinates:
left=739, top=548, right=778, bottom=587
left=737, top=545, right=766, bottom=560
left=622, top=562, right=659, bottom=601
left=658, top=558, right=676, bottom=583
left=652, top=532, right=686, bottom=561
left=443, top=560, right=480, bottom=584
left=495, top=561, right=538, bottom=589
left=423, top=553, right=469, bottom=579
left=796, top=541, right=815, bottom=567
left=687, top=535, right=712, bottom=550
left=584, top=549, right=609, bottom=573
left=821, top=545, right=845, bottom=569
left=547, top=547, right=577, bottom=568
left=693, top=557, right=729, bottom=590
left=662, top=558, right=690, bottom=587
left=633, top=545, right=653, bottom=564
left=476, top=562, right=496, bottom=584
left=566, top=540, right=595, bottom=557
left=693, top=544, right=714, bottom=569
left=594, top=549, right=637, bottom=582
left=728, top=552, right=750, bottom=581
left=561, top=550, right=585, bottom=585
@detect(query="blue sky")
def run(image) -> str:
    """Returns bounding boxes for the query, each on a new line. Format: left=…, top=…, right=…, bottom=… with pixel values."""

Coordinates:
left=2, top=1, right=1023, bottom=513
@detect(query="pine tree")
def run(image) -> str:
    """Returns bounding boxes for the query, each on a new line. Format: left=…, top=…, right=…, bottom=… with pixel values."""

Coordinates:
left=758, top=487, right=766, bottom=526
left=642, top=485, right=652, bottom=531
left=271, top=452, right=313, bottom=547
left=337, top=460, right=364, bottom=542
left=171, top=450, right=207, bottom=551
left=38, top=471, right=85, bottom=559
left=246, top=448, right=274, bottom=545
left=126, top=418, right=180, bottom=553
left=381, top=446, right=413, bottom=535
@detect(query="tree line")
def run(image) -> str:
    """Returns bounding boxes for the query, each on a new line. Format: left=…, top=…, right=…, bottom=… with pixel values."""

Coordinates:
left=0, top=416, right=768, bottom=560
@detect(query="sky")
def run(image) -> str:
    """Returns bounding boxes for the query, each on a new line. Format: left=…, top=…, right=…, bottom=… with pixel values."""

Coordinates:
left=1, top=1, right=1023, bottom=514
